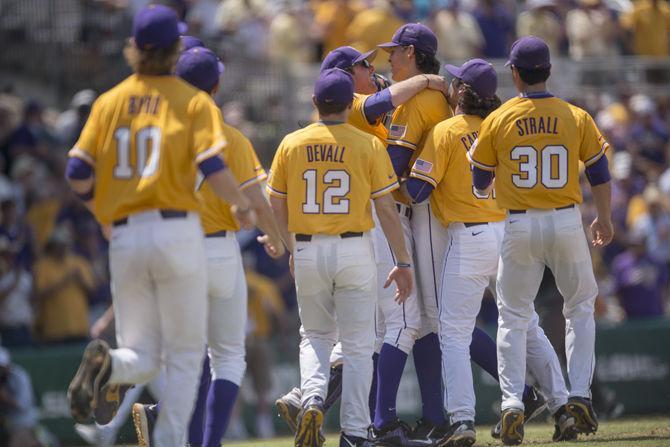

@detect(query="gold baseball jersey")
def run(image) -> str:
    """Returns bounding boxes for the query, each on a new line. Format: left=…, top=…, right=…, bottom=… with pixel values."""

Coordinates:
left=69, top=74, right=226, bottom=225
left=348, top=93, right=388, bottom=142
left=468, top=95, right=609, bottom=211
left=199, top=123, right=267, bottom=234
left=267, top=122, right=398, bottom=234
left=383, top=89, right=452, bottom=203
left=410, top=115, right=505, bottom=228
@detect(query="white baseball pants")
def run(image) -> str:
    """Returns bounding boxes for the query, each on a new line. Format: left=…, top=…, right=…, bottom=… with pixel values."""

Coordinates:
left=372, top=202, right=419, bottom=354
left=410, top=201, right=449, bottom=337
left=205, top=233, right=247, bottom=385
left=295, top=234, right=376, bottom=438
left=497, top=206, right=598, bottom=411
left=439, top=221, right=568, bottom=422
left=107, top=210, right=207, bottom=447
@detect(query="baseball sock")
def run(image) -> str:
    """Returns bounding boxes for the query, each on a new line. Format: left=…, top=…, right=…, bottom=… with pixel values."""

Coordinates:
left=413, top=333, right=446, bottom=425
left=369, top=352, right=379, bottom=421
left=470, top=327, right=533, bottom=399
left=203, top=379, right=240, bottom=447
left=374, top=343, right=407, bottom=428
left=187, top=356, right=212, bottom=446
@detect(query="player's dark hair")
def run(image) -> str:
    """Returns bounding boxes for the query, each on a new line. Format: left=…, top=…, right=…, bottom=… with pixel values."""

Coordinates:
left=414, top=50, right=441, bottom=75
left=123, top=38, right=182, bottom=76
left=516, top=66, right=551, bottom=86
left=458, top=83, right=502, bottom=119
left=315, top=101, right=350, bottom=116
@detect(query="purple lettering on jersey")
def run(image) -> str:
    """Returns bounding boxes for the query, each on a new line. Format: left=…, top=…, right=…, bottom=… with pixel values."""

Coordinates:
left=537, top=116, right=546, bottom=133
left=306, top=145, right=314, bottom=162
left=529, top=117, right=537, bottom=134
left=305, top=144, right=345, bottom=163
left=516, top=119, right=524, bottom=136
left=552, top=117, right=559, bottom=134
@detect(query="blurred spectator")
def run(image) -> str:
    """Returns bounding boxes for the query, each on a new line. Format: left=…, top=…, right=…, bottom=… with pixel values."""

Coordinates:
left=0, top=237, right=33, bottom=348
left=566, top=0, right=619, bottom=60
left=346, top=0, right=403, bottom=71
left=267, top=0, right=314, bottom=64
left=3, top=101, right=58, bottom=175
left=216, top=0, right=270, bottom=59
left=432, top=0, right=484, bottom=61
left=620, top=0, right=670, bottom=57
left=473, top=0, right=515, bottom=58
left=0, top=347, right=40, bottom=447
left=186, top=0, right=223, bottom=38
left=634, top=186, right=670, bottom=265
left=312, top=0, right=359, bottom=58
left=628, top=94, right=670, bottom=167
left=612, top=232, right=668, bottom=319
left=0, top=199, right=34, bottom=271
left=245, top=268, right=289, bottom=438
left=516, top=0, right=563, bottom=56
left=33, top=229, right=94, bottom=344
left=55, top=89, right=96, bottom=149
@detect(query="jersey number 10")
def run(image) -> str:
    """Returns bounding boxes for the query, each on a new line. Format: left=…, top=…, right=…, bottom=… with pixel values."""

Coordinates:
left=113, top=127, right=162, bottom=179
left=511, top=145, right=568, bottom=189
left=302, top=170, right=350, bottom=214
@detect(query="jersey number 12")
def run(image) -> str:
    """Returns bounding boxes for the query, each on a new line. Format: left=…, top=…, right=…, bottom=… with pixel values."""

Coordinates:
left=302, top=170, right=350, bottom=214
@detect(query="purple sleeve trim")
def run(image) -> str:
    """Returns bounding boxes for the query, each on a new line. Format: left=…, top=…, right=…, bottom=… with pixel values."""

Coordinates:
left=472, top=167, right=494, bottom=191
left=406, top=177, right=434, bottom=203
left=388, top=144, right=414, bottom=178
left=65, top=157, right=93, bottom=180
left=198, top=155, right=227, bottom=178
left=363, top=89, right=393, bottom=124
left=585, top=155, right=611, bottom=186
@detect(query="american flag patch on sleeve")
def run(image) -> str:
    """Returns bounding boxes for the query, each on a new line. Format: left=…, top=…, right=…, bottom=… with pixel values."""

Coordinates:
left=388, top=124, right=406, bottom=139
left=413, top=159, right=433, bottom=174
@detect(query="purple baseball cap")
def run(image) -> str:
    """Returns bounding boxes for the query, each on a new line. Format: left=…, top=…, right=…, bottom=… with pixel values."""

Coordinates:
left=133, top=5, right=180, bottom=50
left=314, top=68, right=354, bottom=105
left=181, top=35, right=205, bottom=51
left=320, top=46, right=377, bottom=72
left=378, top=23, right=437, bottom=56
left=505, top=36, right=551, bottom=70
left=175, top=47, right=224, bottom=93
left=445, top=59, right=497, bottom=98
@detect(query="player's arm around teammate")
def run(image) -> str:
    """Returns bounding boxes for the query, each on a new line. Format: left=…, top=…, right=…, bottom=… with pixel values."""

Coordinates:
left=266, top=68, right=412, bottom=447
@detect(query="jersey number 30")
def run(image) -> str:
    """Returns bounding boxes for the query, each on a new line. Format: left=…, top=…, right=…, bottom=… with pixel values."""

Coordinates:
left=113, top=127, right=161, bottom=179
left=511, top=145, right=568, bottom=189
left=302, top=170, right=350, bottom=214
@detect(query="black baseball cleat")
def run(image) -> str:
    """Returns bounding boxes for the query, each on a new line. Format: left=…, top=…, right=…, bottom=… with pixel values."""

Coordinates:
left=295, top=396, right=325, bottom=447
left=132, top=403, right=158, bottom=447
left=437, top=420, right=476, bottom=447
left=491, top=386, right=546, bottom=439
left=566, top=396, right=598, bottom=435
left=552, top=404, right=578, bottom=442
left=340, top=432, right=375, bottom=447
left=68, top=340, right=112, bottom=423
left=499, top=408, right=524, bottom=446
left=369, top=419, right=431, bottom=447
left=408, top=418, right=451, bottom=445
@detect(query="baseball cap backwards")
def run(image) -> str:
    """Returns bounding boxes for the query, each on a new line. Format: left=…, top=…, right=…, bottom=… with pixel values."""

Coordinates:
left=445, top=59, right=497, bottom=98
left=181, top=35, right=205, bottom=51
left=506, top=36, right=551, bottom=70
left=176, top=47, right=224, bottom=93
left=314, top=68, right=354, bottom=105
left=320, top=46, right=377, bottom=72
left=378, top=23, right=437, bottom=56
left=133, top=4, right=180, bottom=50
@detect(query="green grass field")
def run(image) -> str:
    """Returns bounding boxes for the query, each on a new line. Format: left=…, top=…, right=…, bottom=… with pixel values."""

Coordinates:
left=220, top=417, right=670, bottom=447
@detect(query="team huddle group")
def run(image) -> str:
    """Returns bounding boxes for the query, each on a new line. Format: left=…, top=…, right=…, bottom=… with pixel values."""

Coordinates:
left=61, top=3, right=614, bottom=447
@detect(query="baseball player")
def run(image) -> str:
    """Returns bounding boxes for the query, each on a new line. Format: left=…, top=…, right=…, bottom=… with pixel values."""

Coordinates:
left=275, top=45, right=450, bottom=433
left=267, top=68, right=413, bottom=447
left=469, top=36, right=613, bottom=445
left=370, top=23, right=452, bottom=445
left=131, top=46, right=285, bottom=447
left=64, top=6, right=257, bottom=447
left=408, top=59, right=577, bottom=447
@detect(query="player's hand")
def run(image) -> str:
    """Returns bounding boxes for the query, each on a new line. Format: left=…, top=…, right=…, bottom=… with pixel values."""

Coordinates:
left=590, top=217, right=614, bottom=247
left=425, top=74, right=449, bottom=95
left=256, top=234, right=285, bottom=259
left=232, top=206, right=257, bottom=230
left=384, top=266, right=413, bottom=303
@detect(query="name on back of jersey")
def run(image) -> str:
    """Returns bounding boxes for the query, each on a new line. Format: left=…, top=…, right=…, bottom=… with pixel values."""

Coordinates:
left=515, top=116, right=559, bottom=136
left=128, top=95, right=161, bottom=115
left=306, top=144, right=346, bottom=163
